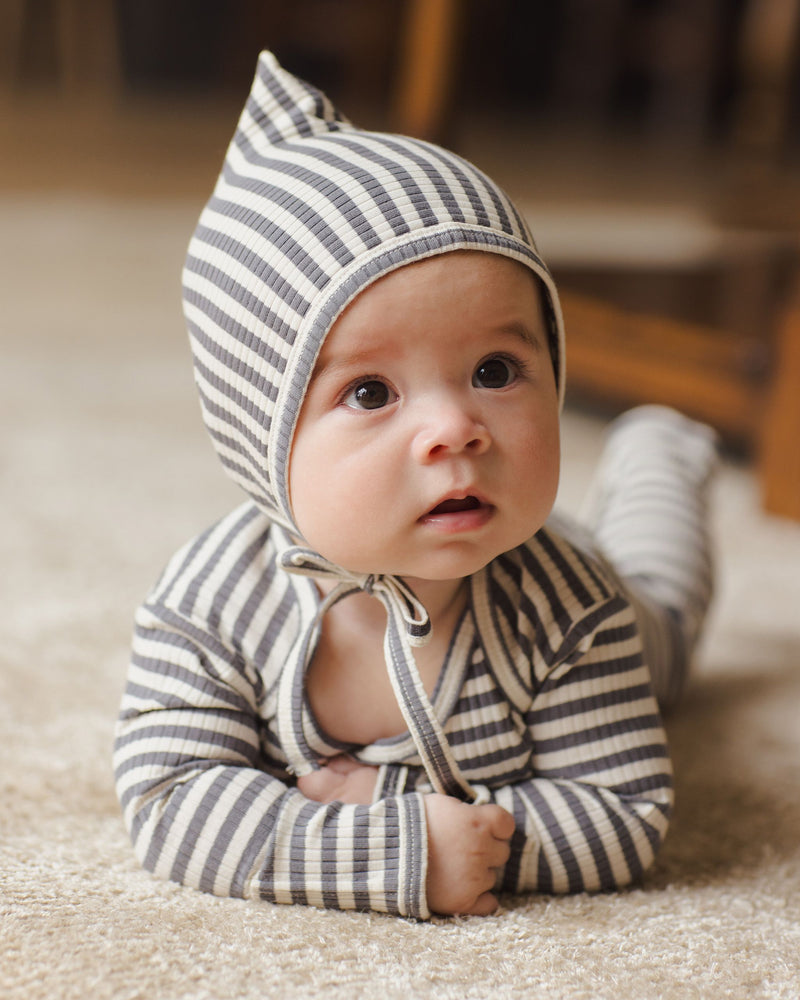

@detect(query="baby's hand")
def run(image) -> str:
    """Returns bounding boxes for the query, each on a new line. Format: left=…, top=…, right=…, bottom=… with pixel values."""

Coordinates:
left=423, top=794, right=514, bottom=916
left=297, top=754, right=379, bottom=805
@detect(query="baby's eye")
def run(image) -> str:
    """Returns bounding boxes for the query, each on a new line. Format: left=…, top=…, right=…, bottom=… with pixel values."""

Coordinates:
left=342, top=379, right=396, bottom=410
left=473, top=357, right=517, bottom=389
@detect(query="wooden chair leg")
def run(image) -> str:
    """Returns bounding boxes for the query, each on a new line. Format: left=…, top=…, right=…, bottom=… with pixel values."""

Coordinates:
left=759, top=267, right=800, bottom=520
left=391, top=0, right=460, bottom=140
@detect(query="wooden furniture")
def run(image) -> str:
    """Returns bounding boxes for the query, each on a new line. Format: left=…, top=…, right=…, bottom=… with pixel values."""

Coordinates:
left=561, top=273, right=800, bottom=522
left=560, top=293, right=765, bottom=444
left=531, top=207, right=792, bottom=436
left=759, top=272, right=800, bottom=519
left=392, top=0, right=462, bottom=140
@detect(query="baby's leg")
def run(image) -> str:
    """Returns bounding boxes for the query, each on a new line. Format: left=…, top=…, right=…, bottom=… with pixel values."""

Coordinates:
left=581, top=406, right=719, bottom=708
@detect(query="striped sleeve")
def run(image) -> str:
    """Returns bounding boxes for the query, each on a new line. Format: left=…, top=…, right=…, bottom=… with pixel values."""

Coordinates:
left=475, top=532, right=673, bottom=895
left=491, top=603, right=672, bottom=895
left=113, top=522, right=429, bottom=919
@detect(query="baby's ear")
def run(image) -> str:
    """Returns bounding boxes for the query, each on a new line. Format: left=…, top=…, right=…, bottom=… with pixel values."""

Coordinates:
left=238, top=50, right=352, bottom=148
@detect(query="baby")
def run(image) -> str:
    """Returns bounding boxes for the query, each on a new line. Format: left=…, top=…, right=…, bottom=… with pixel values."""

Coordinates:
left=114, top=52, right=717, bottom=919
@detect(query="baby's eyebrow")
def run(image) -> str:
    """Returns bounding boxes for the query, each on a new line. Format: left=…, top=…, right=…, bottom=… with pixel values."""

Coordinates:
left=308, top=348, right=381, bottom=386
left=495, top=320, right=546, bottom=351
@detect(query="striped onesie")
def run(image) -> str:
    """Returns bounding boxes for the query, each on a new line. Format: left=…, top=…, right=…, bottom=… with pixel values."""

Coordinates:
left=113, top=52, right=717, bottom=918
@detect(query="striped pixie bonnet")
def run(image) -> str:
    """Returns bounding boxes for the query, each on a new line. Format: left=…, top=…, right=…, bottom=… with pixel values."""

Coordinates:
left=181, top=51, right=566, bottom=798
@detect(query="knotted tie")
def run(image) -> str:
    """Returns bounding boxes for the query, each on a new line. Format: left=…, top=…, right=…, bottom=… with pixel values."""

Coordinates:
left=277, top=545, right=477, bottom=801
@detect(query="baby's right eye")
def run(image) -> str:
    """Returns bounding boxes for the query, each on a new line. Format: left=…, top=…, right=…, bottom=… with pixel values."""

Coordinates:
left=342, top=379, right=396, bottom=410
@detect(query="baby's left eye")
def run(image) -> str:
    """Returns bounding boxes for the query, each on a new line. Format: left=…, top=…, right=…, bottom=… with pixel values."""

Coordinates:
left=473, top=357, right=516, bottom=389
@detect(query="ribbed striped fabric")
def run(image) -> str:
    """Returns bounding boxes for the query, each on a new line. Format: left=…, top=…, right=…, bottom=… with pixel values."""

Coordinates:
left=114, top=514, right=674, bottom=918
left=580, top=406, right=719, bottom=708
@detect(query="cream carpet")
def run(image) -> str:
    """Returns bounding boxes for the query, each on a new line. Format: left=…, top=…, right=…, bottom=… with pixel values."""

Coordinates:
left=2, top=195, right=799, bottom=1000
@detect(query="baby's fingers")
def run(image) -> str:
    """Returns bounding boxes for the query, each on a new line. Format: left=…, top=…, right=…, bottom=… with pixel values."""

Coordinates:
left=487, top=805, right=515, bottom=841
left=488, top=834, right=511, bottom=870
left=464, top=891, right=499, bottom=917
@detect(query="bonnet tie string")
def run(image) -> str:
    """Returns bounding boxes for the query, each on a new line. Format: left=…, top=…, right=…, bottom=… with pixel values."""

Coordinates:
left=280, top=547, right=432, bottom=645
left=277, top=545, right=477, bottom=802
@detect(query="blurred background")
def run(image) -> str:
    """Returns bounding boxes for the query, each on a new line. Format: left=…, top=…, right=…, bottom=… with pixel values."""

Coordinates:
left=1, top=0, right=799, bottom=518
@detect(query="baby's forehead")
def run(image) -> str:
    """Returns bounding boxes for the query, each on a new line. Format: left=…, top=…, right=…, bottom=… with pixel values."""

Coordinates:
left=316, top=250, right=547, bottom=361
left=308, top=249, right=556, bottom=392
left=350, top=250, right=544, bottom=327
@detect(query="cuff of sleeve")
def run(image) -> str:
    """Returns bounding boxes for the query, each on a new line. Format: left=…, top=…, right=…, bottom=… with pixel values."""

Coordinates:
left=404, top=792, right=430, bottom=920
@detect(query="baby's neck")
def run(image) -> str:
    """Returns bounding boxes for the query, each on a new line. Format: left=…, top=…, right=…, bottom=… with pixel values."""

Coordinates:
left=403, top=575, right=469, bottom=626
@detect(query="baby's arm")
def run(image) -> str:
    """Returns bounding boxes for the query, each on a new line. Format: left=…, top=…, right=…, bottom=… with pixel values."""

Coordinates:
left=486, top=597, right=673, bottom=895
left=114, top=602, right=429, bottom=918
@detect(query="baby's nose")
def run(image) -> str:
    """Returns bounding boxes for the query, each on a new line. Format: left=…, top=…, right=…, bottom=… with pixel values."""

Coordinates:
left=412, top=399, right=490, bottom=462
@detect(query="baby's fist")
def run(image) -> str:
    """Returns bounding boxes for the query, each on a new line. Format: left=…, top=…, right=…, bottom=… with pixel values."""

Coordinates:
left=424, top=795, right=514, bottom=916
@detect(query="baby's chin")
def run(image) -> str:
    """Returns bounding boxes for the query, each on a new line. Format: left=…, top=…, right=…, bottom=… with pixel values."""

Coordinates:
left=316, top=522, right=547, bottom=585
left=360, top=550, right=511, bottom=587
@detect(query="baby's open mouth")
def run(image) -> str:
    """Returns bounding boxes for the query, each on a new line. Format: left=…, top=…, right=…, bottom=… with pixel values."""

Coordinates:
left=427, top=496, right=482, bottom=516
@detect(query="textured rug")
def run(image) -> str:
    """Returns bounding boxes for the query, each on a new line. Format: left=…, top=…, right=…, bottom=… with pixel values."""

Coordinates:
left=2, top=196, right=799, bottom=999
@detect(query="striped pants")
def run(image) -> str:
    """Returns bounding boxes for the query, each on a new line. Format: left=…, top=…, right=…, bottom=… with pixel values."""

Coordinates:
left=580, top=406, right=719, bottom=709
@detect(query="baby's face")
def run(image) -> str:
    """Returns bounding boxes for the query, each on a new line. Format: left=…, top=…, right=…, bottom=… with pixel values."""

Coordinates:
left=289, top=251, right=560, bottom=582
